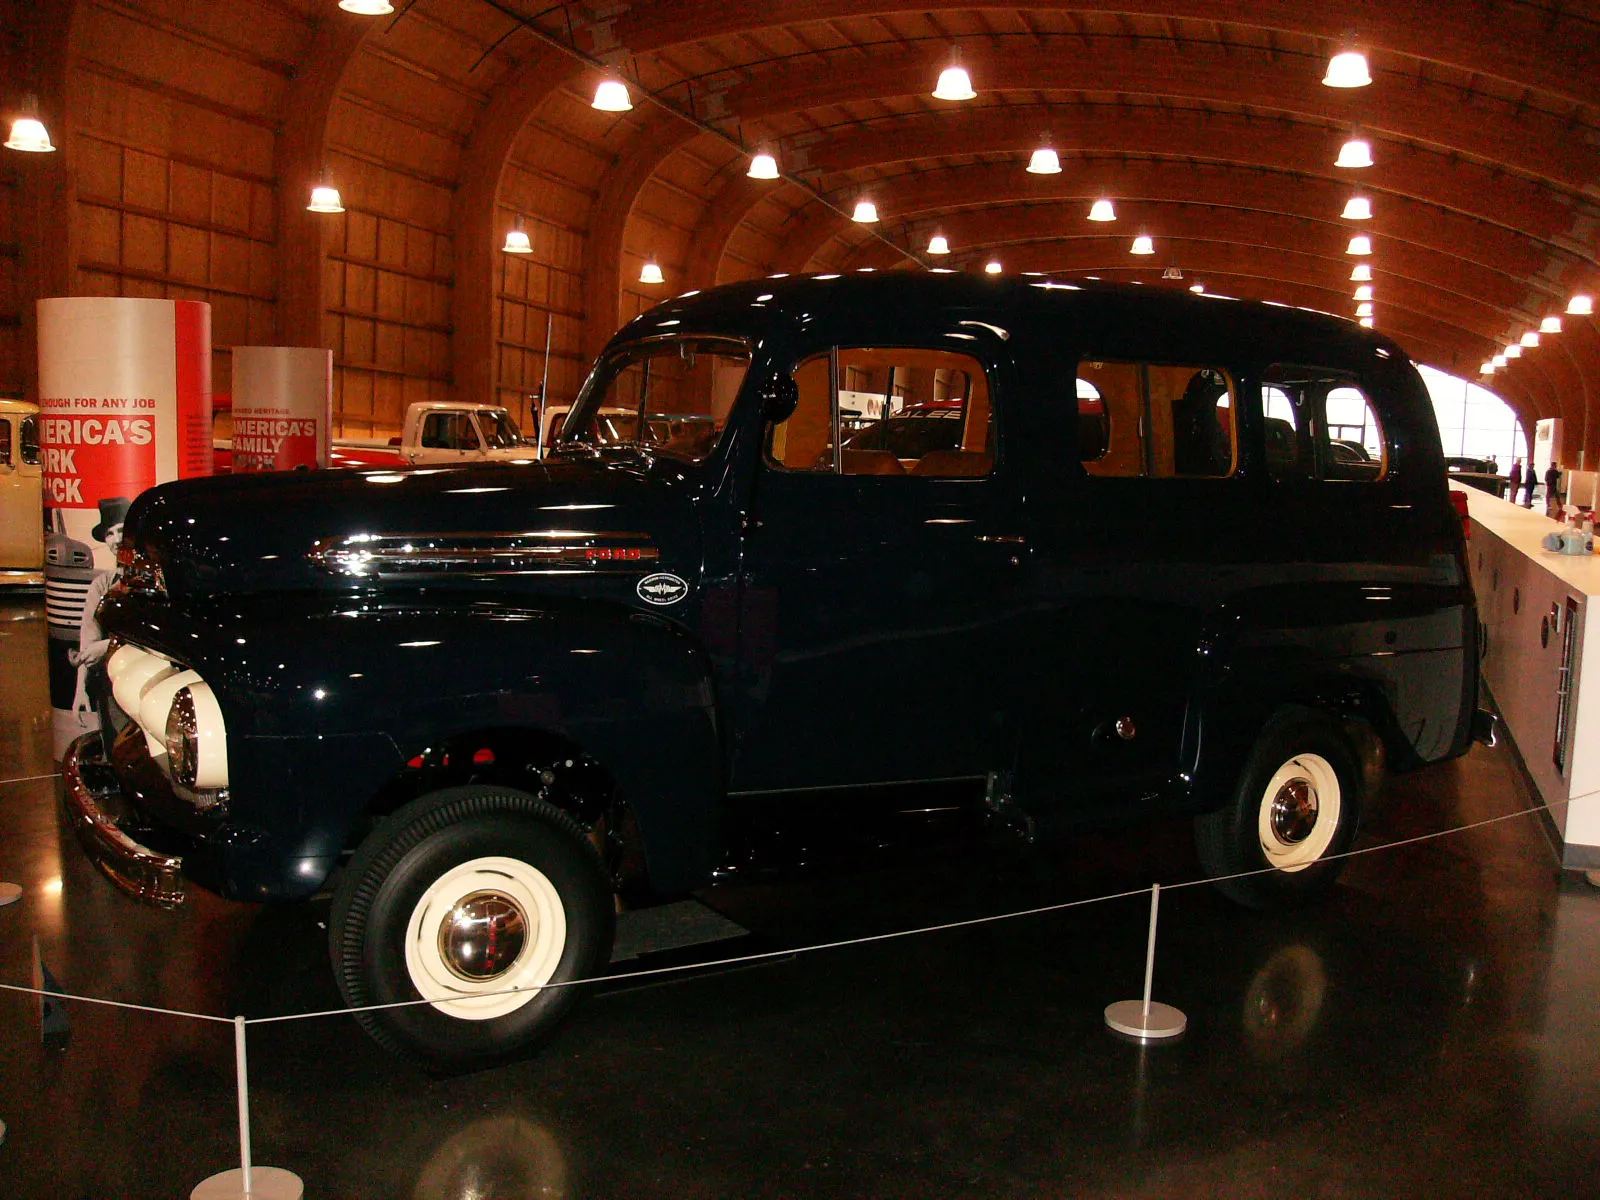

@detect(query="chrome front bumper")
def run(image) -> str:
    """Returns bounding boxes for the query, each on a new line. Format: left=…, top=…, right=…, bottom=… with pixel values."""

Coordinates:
left=61, top=730, right=185, bottom=908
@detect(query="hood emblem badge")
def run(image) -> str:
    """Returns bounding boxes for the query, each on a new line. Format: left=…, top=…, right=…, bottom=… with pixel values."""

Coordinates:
left=637, top=573, right=689, bottom=606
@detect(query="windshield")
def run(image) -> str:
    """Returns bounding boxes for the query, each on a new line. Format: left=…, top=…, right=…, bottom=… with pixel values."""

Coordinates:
left=478, top=409, right=526, bottom=449
left=560, top=336, right=749, bottom=462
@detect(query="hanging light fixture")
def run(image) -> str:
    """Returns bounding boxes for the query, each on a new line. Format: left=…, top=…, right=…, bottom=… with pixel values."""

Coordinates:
left=927, top=234, right=950, bottom=255
left=1481, top=362, right=1496, bottom=375
left=502, top=217, right=532, bottom=254
left=1568, top=294, right=1594, bottom=315
left=1088, top=199, right=1117, bottom=222
left=985, top=260, right=1003, bottom=274
left=1359, top=317, right=1375, bottom=328
left=1341, top=196, right=1373, bottom=220
left=1131, top=235, right=1155, bottom=255
left=639, top=261, right=665, bottom=285
left=1492, top=352, right=1508, bottom=367
left=1026, top=145, right=1061, bottom=174
left=1520, top=331, right=1540, bottom=348
left=851, top=199, right=879, bottom=223
left=1354, top=285, right=1374, bottom=301
left=1346, top=234, right=1372, bottom=255
left=339, top=0, right=395, bottom=13
left=1162, top=265, right=1183, bottom=280
left=933, top=54, right=976, bottom=101
left=1356, top=302, right=1374, bottom=317
left=1351, top=263, right=1373, bottom=282
left=1322, top=51, right=1372, bottom=88
left=4, top=95, right=56, bottom=153
left=748, top=151, right=779, bottom=180
left=307, top=167, right=344, bottom=214
left=592, top=80, right=633, bottom=112
left=1336, top=136, right=1374, bottom=169
left=1189, top=283, right=1205, bottom=294
left=1504, top=343, right=1522, bottom=359
left=1541, top=316, right=1564, bottom=334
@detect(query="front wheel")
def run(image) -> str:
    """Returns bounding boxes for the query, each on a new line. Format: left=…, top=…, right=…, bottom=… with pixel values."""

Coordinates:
left=329, top=786, right=615, bottom=1069
left=1195, top=714, right=1362, bottom=910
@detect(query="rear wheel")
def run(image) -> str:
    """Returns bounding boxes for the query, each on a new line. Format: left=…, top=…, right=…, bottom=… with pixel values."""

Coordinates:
left=1196, top=714, right=1362, bottom=909
left=329, top=786, right=614, bottom=1069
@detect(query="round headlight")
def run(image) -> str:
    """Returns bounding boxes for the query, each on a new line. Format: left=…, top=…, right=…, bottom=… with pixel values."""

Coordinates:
left=165, top=687, right=198, bottom=787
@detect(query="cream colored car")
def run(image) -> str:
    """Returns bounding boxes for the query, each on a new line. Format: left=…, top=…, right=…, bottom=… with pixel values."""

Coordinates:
left=0, top=398, right=42, bottom=584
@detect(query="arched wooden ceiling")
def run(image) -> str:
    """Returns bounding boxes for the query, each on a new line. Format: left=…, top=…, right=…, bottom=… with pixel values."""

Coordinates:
left=5, top=1, right=1599, bottom=459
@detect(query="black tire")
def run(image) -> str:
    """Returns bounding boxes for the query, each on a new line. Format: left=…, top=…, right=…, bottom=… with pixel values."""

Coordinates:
left=329, top=785, right=615, bottom=1070
left=1195, top=712, right=1362, bottom=910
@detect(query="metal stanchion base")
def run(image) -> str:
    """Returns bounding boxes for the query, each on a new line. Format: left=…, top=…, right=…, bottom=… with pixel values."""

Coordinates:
left=1585, top=868, right=1600, bottom=889
left=0, top=882, right=21, bottom=906
left=1104, top=1000, right=1187, bottom=1040
left=191, top=1167, right=303, bottom=1200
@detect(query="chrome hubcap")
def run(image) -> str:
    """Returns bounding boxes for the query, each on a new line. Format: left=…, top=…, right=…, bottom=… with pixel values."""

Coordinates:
left=1270, top=778, right=1319, bottom=846
left=438, top=890, right=528, bottom=982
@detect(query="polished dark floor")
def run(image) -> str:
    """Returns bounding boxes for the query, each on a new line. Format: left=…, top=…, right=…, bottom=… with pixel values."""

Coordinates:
left=1, top=590, right=1598, bottom=1199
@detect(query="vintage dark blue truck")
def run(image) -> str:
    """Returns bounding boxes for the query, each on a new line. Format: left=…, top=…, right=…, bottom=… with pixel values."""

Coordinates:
left=64, top=273, right=1485, bottom=1066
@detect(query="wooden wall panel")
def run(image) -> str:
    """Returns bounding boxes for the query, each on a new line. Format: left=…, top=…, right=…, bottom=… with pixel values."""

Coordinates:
left=0, top=174, right=19, bottom=399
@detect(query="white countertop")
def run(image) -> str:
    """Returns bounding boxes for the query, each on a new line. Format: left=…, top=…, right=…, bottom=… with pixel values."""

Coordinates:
left=1455, top=482, right=1600, bottom=598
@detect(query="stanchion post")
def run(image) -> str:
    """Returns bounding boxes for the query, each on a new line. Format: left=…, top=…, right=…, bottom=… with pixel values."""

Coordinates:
left=1104, top=883, right=1187, bottom=1040
left=190, top=1017, right=303, bottom=1200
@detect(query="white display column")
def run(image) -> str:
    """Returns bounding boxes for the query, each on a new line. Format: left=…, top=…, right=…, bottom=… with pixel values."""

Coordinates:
left=231, top=347, right=332, bottom=472
left=37, top=297, right=212, bottom=757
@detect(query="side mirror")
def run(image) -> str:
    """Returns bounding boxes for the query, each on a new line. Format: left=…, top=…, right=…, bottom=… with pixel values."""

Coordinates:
left=760, top=375, right=800, bottom=423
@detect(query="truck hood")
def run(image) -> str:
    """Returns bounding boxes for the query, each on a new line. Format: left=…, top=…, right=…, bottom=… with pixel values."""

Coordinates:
left=122, top=453, right=706, bottom=604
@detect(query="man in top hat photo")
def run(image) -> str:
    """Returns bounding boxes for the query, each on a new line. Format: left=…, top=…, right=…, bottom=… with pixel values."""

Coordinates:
left=69, top=496, right=130, bottom=715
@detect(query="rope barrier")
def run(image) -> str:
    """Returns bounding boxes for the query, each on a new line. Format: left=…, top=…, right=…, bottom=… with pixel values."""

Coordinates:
left=0, top=793, right=1573, bottom=1028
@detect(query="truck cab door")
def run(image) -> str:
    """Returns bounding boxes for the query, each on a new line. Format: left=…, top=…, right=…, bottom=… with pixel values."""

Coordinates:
left=729, top=336, right=1026, bottom=800
left=409, top=409, right=483, bottom=465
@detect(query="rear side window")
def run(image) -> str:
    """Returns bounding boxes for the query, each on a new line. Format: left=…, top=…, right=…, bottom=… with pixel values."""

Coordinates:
left=767, top=347, right=994, bottom=478
left=1263, top=366, right=1387, bottom=481
left=20, top=415, right=38, bottom=465
left=1077, top=362, right=1237, bottom=478
left=0, top=418, right=10, bottom=468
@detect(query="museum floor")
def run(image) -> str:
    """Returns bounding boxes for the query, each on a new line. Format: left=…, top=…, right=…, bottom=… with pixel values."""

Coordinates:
left=1, top=591, right=1597, bottom=1200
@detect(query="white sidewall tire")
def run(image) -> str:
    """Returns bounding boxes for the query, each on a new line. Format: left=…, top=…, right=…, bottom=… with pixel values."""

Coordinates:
left=403, top=856, right=568, bottom=1020
left=1254, top=753, right=1342, bottom=873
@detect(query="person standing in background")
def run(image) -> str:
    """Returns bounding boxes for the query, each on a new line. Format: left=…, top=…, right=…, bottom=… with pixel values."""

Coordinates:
left=1508, top=458, right=1523, bottom=503
left=1545, top=462, right=1564, bottom=519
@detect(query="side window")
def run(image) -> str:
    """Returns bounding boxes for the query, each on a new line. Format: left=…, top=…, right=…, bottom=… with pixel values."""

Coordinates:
left=1263, top=367, right=1387, bottom=481
left=20, top=415, right=38, bottom=465
left=766, top=347, right=994, bottom=478
left=421, top=412, right=479, bottom=451
left=1077, top=361, right=1237, bottom=478
left=0, top=418, right=10, bottom=467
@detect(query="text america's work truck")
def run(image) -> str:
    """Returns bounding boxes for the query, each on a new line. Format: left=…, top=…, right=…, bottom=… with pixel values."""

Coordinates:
left=64, top=273, right=1487, bottom=1068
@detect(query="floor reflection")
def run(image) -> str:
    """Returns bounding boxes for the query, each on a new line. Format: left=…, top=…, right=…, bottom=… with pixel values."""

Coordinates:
left=414, top=1112, right=571, bottom=1200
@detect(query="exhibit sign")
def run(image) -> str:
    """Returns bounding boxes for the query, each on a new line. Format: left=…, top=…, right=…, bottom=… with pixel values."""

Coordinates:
left=37, top=297, right=212, bottom=756
left=231, top=346, right=332, bottom=472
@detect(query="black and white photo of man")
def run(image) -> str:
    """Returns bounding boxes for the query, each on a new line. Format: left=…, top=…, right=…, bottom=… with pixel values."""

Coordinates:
left=69, top=495, right=129, bottom=715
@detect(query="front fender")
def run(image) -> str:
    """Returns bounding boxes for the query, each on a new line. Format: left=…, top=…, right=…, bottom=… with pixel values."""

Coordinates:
left=105, top=592, right=724, bottom=896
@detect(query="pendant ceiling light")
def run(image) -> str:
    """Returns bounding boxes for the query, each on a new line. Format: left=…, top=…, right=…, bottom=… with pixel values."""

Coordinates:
left=1088, top=199, right=1116, bottom=222
left=1162, top=265, right=1183, bottom=280
left=1481, top=362, right=1496, bottom=375
left=1346, top=235, right=1372, bottom=255
left=852, top=199, right=879, bottom=223
left=985, top=260, right=1003, bottom=274
left=502, top=219, right=532, bottom=254
left=4, top=96, right=55, bottom=153
left=1359, top=317, right=1374, bottom=328
left=1026, top=146, right=1061, bottom=174
left=1520, top=331, right=1540, bottom=347
left=933, top=61, right=976, bottom=101
left=1504, top=343, right=1522, bottom=359
left=1323, top=51, right=1371, bottom=88
left=1354, top=285, right=1373, bottom=301
left=1189, top=283, right=1205, bottom=294
left=1130, top=235, right=1155, bottom=255
left=1492, top=352, right=1508, bottom=367
left=1356, top=302, right=1374, bottom=317
left=1568, top=294, right=1594, bottom=315
left=639, top=261, right=664, bottom=285
left=307, top=178, right=344, bottom=214
left=592, top=80, right=633, bottom=112
left=1351, top=263, right=1373, bottom=282
left=748, top=151, right=779, bottom=180
left=1341, top=196, right=1373, bottom=220
left=1541, top=316, right=1563, bottom=334
left=1336, top=137, right=1374, bottom=169
left=339, top=0, right=395, bottom=13
left=927, top=234, right=950, bottom=255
